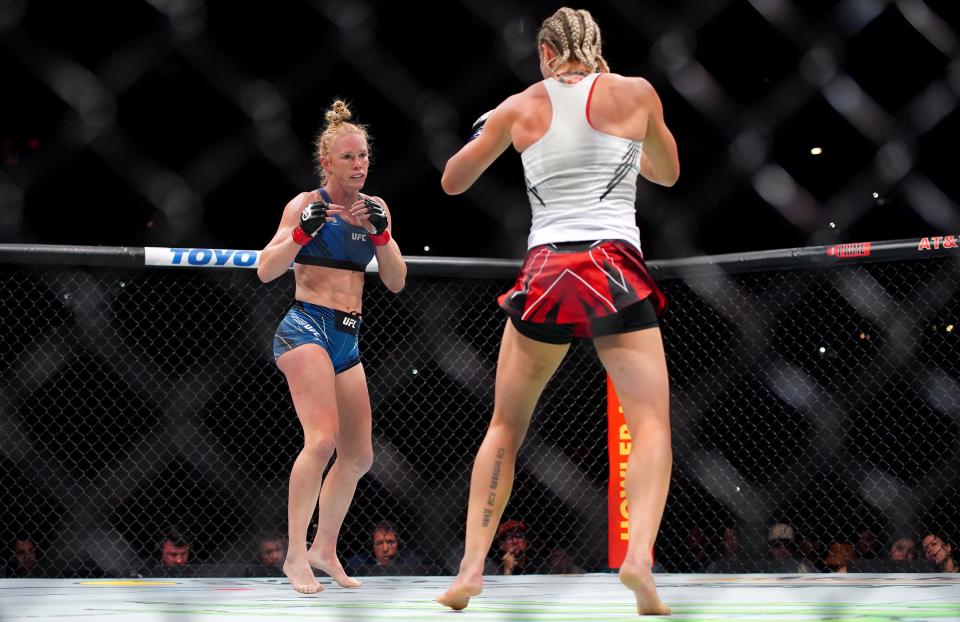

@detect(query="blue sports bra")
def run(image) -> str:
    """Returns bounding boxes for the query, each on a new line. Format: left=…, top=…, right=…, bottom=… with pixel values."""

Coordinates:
left=294, top=188, right=376, bottom=272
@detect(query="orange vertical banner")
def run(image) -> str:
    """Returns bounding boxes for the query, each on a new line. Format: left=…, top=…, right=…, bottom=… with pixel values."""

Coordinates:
left=607, top=375, right=630, bottom=568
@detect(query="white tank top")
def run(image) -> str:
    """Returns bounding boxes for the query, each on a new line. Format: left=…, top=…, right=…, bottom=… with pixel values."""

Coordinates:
left=521, top=73, right=643, bottom=252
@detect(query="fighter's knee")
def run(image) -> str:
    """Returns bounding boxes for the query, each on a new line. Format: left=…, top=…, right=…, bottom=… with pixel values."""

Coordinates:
left=302, top=437, right=336, bottom=462
left=611, top=380, right=669, bottom=414
left=340, top=448, right=374, bottom=476
left=487, top=417, right=528, bottom=447
left=621, top=405, right=672, bottom=434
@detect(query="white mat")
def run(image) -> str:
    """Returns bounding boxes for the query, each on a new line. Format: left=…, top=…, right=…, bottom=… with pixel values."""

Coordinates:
left=2, top=573, right=959, bottom=621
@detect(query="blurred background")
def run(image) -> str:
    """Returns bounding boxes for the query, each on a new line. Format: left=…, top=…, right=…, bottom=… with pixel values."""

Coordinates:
left=2, top=0, right=960, bottom=582
left=2, top=0, right=957, bottom=260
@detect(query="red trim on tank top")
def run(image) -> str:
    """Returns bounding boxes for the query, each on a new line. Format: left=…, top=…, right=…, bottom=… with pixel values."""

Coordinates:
left=585, top=74, right=600, bottom=130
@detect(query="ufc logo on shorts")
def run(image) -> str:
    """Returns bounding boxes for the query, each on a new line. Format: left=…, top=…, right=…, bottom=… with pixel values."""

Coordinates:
left=342, top=317, right=357, bottom=329
left=352, top=233, right=367, bottom=241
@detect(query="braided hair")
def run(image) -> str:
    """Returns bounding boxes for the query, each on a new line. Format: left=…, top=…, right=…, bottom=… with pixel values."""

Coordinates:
left=537, top=7, right=610, bottom=75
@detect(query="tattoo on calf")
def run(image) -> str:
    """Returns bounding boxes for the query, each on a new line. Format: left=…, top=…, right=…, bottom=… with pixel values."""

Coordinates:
left=490, top=448, right=505, bottom=489
left=480, top=448, right=507, bottom=528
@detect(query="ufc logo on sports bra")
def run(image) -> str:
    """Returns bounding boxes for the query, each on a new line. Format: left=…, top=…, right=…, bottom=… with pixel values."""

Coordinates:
left=352, top=232, right=367, bottom=242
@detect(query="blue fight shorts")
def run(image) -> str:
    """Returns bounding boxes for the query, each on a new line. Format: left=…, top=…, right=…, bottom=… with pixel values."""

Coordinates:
left=273, top=301, right=362, bottom=374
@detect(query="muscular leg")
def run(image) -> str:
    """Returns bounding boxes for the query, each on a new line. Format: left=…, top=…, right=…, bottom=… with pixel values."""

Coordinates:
left=277, top=344, right=339, bottom=594
left=307, top=363, right=373, bottom=588
left=437, top=321, right=569, bottom=610
left=594, top=327, right=672, bottom=616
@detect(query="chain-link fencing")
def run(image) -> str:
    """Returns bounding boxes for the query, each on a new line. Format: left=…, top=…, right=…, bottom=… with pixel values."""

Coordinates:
left=2, top=242, right=958, bottom=577
left=2, top=2, right=958, bottom=259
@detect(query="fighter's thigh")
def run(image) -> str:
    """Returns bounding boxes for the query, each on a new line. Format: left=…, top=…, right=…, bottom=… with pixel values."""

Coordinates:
left=277, top=344, right=339, bottom=433
left=592, top=327, right=669, bottom=414
left=493, top=320, right=570, bottom=417
left=332, top=363, right=373, bottom=455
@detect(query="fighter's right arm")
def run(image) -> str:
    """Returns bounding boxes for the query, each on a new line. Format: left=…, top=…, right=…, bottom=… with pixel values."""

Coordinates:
left=257, top=190, right=327, bottom=283
left=441, top=99, right=516, bottom=195
left=636, top=78, right=679, bottom=187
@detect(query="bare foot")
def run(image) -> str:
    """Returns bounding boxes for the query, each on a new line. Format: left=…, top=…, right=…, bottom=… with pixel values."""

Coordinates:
left=619, top=561, right=671, bottom=616
left=283, top=558, right=323, bottom=594
left=436, top=576, right=482, bottom=611
left=307, top=549, right=361, bottom=588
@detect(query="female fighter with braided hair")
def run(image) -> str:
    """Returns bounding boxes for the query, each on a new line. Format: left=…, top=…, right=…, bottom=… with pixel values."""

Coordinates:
left=258, top=99, right=406, bottom=594
left=437, top=7, right=678, bottom=616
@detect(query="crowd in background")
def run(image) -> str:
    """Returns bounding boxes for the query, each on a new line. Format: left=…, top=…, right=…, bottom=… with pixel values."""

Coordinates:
left=670, top=522, right=956, bottom=574
left=5, top=519, right=956, bottom=578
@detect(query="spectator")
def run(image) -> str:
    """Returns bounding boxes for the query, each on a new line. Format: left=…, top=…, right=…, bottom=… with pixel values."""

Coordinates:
left=246, top=534, right=287, bottom=577
left=823, top=543, right=857, bottom=573
left=370, top=522, right=400, bottom=570
left=767, top=523, right=815, bottom=573
left=141, top=528, right=194, bottom=577
left=854, top=526, right=881, bottom=560
left=716, top=526, right=742, bottom=563
left=921, top=532, right=957, bottom=573
left=888, top=536, right=916, bottom=561
left=703, top=526, right=743, bottom=573
left=160, top=530, right=191, bottom=567
left=676, top=526, right=712, bottom=573
left=767, top=523, right=794, bottom=562
left=496, top=520, right=535, bottom=575
left=346, top=521, right=426, bottom=576
left=797, top=534, right=825, bottom=573
left=6, top=535, right=45, bottom=578
left=545, top=548, right=584, bottom=574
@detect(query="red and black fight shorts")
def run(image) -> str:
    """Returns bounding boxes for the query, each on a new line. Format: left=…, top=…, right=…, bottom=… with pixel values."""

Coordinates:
left=498, top=239, right=667, bottom=344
